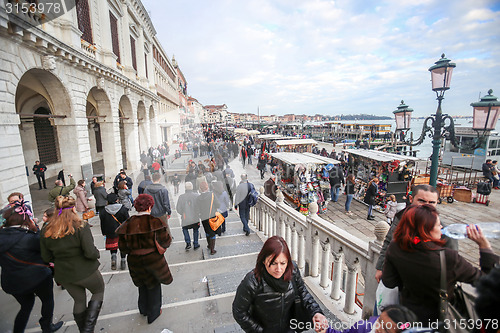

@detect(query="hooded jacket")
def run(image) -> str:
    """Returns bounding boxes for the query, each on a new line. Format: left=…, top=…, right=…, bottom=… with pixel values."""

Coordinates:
left=144, top=183, right=171, bottom=218
left=99, top=203, right=130, bottom=238
left=0, top=227, right=52, bottom=294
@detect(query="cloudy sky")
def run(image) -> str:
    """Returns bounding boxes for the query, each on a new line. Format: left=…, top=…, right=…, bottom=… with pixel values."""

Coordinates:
left=141, top=0, right=500, bottom=118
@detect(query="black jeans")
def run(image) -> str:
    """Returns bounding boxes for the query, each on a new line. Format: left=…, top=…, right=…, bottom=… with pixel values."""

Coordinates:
left=36, top=173, right=46, bottom=189
left=138, top=284, right=162, bottom=321
left=12, top=275, right=54, bottom=333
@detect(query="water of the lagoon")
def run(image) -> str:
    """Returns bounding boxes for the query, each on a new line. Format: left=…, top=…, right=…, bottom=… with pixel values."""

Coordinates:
left=336, top=118, right=500, bottom=159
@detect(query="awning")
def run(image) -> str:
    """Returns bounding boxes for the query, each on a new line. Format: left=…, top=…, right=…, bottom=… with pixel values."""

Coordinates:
left=257, top=134, right=284, bottom=140
left=302, top=152, right=341, bottom=164
left=270, top=152, right=337, bottom=165
left=275, top=139, right=317, bottom=146
left=343, top=149, right=421, bottom=162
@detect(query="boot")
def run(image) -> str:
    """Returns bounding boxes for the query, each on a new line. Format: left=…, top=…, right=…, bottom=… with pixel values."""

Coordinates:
left=111, top=254, right=117, bottom=270
left=74, top=311, right=86, bottom=332
left=209, top=238, right=217, bottom=255
left=82, top=300, right=102, bottom=333
left=41, top=320, right=63, bottom=333
left=120, top=258, right=126, bottom=270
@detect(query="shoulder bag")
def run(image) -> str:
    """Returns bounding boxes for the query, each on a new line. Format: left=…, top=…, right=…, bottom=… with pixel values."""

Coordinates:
left=82, top=210, right=95, bottom=220
left=208, top=193, right=225, bottom=231
left=291, top=274, right=313, bottom=333
left=438, top=250, right=479, bottom=333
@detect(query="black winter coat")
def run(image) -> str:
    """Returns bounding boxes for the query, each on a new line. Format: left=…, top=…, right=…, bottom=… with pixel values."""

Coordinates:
left=232, top=263, right=323, bottom=333
left=99, top=204, right=130, bottom=238
left=0, top=227, right=52, bottom=295
left=363, top=182, right=378, bottom=205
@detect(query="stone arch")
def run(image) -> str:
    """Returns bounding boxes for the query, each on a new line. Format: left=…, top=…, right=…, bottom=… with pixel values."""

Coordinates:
left=15, top=68, right=73, bottom=186
left=86, top=87, right=120, bottom=180
left=137, top=100, right=148, bottom=153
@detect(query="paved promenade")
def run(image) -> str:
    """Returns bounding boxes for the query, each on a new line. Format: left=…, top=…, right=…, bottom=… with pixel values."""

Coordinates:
left=0, top=151, right=498, bottom=332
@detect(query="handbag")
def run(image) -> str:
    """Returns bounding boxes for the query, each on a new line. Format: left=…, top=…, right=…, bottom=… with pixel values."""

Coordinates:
left=208, top=193, right=225, bottom=231
left=291, top=276, right=313, bottom=332
left=438, top=250, right=479, bottom=333
left=82, top=210, right=95, bottom=220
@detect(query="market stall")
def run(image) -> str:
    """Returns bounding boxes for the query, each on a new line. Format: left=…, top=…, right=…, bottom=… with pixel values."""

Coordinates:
left=275, top=139, right=317, bottom=153
left=343, top=149, right=420, bottom=211
left=270, top=152, right=340, bottom=215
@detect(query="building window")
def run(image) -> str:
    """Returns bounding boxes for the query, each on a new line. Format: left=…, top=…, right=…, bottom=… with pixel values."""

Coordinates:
left=76, top=0, right=93, bottom=44
left=34, top=108, right=60, bottom=165
left=130, top=36, right=137, bottom=71
left=145, top=53, right=148, bottom=78
left=109, top=11, right=120, bottom=63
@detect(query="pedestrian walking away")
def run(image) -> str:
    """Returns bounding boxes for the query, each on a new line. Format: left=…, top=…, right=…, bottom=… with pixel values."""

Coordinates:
left=196, top=181, right=220, bottom=254
left=116, top=194, right=173, bottom=324
left=176, top=182, right=201, bottom=250
left=40, top=196, right=104, bottom=332
left=234, top=174, right=255, bottom=236
left=0, top=201, right=63, bottom=333
left=99, top=193, right=129, bottom=270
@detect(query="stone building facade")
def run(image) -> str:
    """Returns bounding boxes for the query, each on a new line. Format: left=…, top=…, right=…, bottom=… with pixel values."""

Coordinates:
left=0, top=0, right=181, bottom=205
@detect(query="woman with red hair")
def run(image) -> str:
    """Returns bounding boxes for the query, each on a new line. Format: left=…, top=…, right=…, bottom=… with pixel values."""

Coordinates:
left=233, top=236, right=327, bottom=332
left=116, top=194, right=172, bottom=325
left=382, top=204, right=498, bottom=324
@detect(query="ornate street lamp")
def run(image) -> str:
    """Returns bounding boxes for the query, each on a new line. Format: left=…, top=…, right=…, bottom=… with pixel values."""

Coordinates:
left=396, top=54, right=499, bottom=187
left=393, top=100, right=413, bottom=131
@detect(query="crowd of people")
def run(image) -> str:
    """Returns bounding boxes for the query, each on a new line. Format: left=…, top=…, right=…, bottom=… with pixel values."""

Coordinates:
left=1, top=126, right=499, bottom=333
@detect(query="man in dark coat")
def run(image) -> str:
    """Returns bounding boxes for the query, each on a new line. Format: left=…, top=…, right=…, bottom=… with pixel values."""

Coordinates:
left=329, top=165, right=345, bottom=202
left=33, top=161, right=47, bottom=190
left=482, top=159, right=494, bottom=184
left=144, top=173, right=171, bottom=225
left=114, top=171, right=134, bottom=196
left=176, top=182, right=200, bottom=250
left=234, top=174, right=255, bottom=236
left=263, top=177, right=277, bottom=201
left=137, top=176, right=153, bottom=195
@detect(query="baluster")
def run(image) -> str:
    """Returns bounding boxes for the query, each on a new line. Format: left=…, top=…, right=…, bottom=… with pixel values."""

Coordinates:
left=263, top=208, right=268, bottom=236
left=330, top=251, right=344, bottom=300
left=298, top=233, right=305, bottom=269
left=269, top=212, right=275, bottom=237
left=280, top=218, right=286, bottom=239
left=311, top=235, right=320, bottom=277
left=291, top=227, right=298, bottom=261
left=320, top=241, right=331, bottom=288
left=285, top=223, right=291, bottom=246
left=344, top=260, right=359, bottom=314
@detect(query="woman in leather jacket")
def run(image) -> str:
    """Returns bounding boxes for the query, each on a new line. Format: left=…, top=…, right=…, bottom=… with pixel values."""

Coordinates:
left=233, top=236, right=328, bottom=333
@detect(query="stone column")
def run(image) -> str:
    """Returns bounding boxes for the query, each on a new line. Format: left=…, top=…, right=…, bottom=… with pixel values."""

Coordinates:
left=344, top=261, right=359, bottom=315
left=320, top=241, right=331, bottom=288
left=291, top=227, right=298, bottom=261
left=298, top=233, right=306, bottom=269
left=311, top=235, right=320, bottom=277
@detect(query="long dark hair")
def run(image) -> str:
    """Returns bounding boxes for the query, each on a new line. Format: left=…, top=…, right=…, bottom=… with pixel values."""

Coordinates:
left=254, top=236, right=293, bottom=282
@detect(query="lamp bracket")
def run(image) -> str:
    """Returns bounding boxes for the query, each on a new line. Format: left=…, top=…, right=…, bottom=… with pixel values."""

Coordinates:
left=397, top=115, right=434, bottom=146
left=442, top=115, right=487, bottom=151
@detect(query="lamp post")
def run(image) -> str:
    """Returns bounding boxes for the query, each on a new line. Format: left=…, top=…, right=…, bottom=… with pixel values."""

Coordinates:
left=394, top=54, right=500, bottom=187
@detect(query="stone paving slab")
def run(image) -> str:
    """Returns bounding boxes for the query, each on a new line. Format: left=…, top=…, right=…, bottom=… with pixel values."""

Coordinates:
left=202, top=240, right=262, bottom=260
left=207, top=269, right=250, bottom=296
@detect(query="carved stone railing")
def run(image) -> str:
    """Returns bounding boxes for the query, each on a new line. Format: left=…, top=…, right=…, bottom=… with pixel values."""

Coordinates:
left=80, top=39, right=96, bottom=59
left=250, top=188, right=389, bottom=320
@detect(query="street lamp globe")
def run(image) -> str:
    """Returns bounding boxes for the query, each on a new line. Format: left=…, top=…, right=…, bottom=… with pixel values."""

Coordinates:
left=428, top=54, right=456, bottom=92
left=471, top=89, right=500, bottom=131
left=393, top=100, right=413, bottom=131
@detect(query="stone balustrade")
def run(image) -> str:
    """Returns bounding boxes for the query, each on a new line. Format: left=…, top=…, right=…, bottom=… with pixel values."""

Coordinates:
left=250, top=187, right=389, bottom=320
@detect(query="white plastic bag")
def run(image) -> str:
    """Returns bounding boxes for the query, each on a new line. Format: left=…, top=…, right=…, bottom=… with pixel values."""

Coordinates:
left=375, top=280, right=399, bottom=314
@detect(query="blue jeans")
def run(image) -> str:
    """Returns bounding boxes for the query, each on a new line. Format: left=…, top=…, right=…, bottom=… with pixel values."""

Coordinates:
left=331, top=186, right=340, bottom=202
left=345, top=194, right=354, bottom=211
left=221, top=211, right=228, bottom=233
left=368, top=205, right=373, bottom=216
left=182, top=227, right=199, bottom=246
left=238, top=205, right=250, bottom=233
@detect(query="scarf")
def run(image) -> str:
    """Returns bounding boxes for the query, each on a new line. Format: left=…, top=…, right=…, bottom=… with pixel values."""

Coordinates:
left=262, top=269, right=290, bottom=293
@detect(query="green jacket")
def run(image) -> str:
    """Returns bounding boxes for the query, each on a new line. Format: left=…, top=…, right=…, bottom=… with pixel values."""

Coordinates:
left=40, top=222, right=100, bottom=285
left=48, top=178, right=76, bottom=202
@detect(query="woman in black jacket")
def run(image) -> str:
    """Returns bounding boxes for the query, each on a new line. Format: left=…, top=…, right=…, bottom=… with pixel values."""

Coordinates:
left=364, top=177, right=379, bottom=220
left=0, top=202, right=63, bottom=333
left=99, top=193, right=130, bottom=270
left=232, top=236, right=327, bottom=333
left=257, top=154, right=267, bottom=179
